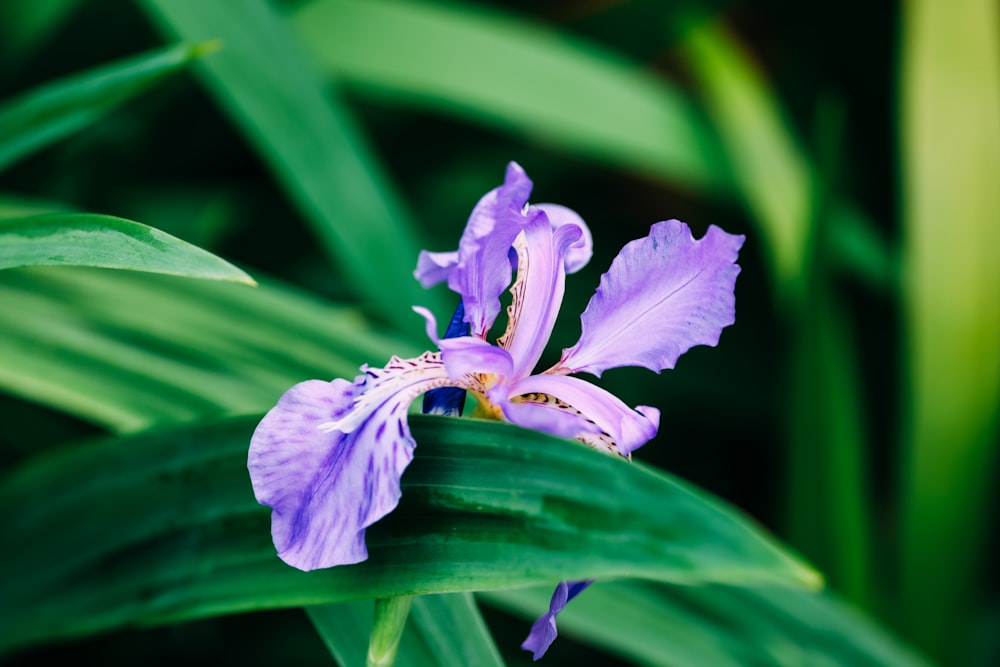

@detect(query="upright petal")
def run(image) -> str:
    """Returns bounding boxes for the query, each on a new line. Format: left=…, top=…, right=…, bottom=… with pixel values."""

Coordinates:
left=248, top=353, right=453, bottom=571
left=532, top=203, right=593, bottom=274
left=558, top=220, right=744, bottom=377
left=505, top=373, right=660, bottom=456
left=498, top=215, right=581, bottom=380
left=414, top=250, right=457, bottom=288
left=521, top=579, right=595, bottom=660
left=448, top=162, right=535, bottom=337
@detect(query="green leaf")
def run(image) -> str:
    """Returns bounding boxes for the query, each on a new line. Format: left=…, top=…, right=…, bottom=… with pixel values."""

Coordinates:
left=482, top=581, right=932, bottom=667
left=679, top=20, right=815, bottom=303
left=0, top=415, right=819, bottom=652
left=898, top=0, right=1000, bottom=661
left=0, top=41, right=213, bottom=172
left=290, top=0, right=729, bottom=193
left=0, top=267, right=422, bottom=433
left=308, top=593, right=505, bottom=667
left=0, top=213, right=255, bottom=283
left=137, top=0, right=447, bottom=330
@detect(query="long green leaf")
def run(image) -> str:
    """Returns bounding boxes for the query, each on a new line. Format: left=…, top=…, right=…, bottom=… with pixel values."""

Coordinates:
left=0, top=41, right=212, bottom=172
left=290, top=0, right=729, bottom=193
left=0, top=415, right=819, bottom=652
left=0, top=267, right=422, bottom=433
left=137, top=0, right=446, bottom=330
left=898, top=0, right=1000, bottom=661
left=482, top=581, right=931, bottom=667
left=0, top=213, right=255, bottom=282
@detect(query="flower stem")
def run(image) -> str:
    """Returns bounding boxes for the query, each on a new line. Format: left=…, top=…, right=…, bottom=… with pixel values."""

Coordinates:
left=366, top=596, right=414, bottom=667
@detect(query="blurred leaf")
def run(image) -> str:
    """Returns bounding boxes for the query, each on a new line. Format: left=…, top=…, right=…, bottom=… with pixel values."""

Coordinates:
left=0, top=415, right=819, bottom=652
left=0, top=191, right=71, bottom=217
left=898, top=0, right=1000, bottom=661
left=138, top=0, right=447, bottom=330
left=0, top=267, right=422, bottom=433
left=291, top=0, right=730, bottom=193
left=309, top=593, right=505, bottom=667
left=0, top=0, right=78, bottom=69
left=679, top=19, right=814, bottom=302
left=482, top=580, right=932, bottom=667
left=0, top=41, right=213, bottom=172
left=0, top=213, right=255, bottom=283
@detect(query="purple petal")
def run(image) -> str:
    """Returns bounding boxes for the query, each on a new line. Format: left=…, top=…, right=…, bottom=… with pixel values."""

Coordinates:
left=532, top=203, right=592, bottom=274
left=497, top=215, right=581, bottom=380
left=448, top=162, right=535, bottom=337
left=505, top=373, right=659, bottom=456
left=422, top=302, right=469, bottom=416
left=559, top=220, right=744, bottom=377
left=414, top=250, right=457, bottom=288
left=248, top=353, right=451, bottom=571
left=521, top=580, right=595, bottom=660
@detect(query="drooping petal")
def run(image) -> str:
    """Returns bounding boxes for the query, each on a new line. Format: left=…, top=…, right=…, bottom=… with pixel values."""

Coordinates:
left=532, top=203, right=593, bottom=274
left=448, top=162, right=536, bottom=337
left=248, top=353, right=454, bottom=571
left=413, top=250, right=457, bottom=288
left=521, top=579, right=595, bottom=661
left=505, top=373, right=659, bottom=456
left=497, top=215, right=581, bottom=380
left=558, top=220, right=744, bottom=377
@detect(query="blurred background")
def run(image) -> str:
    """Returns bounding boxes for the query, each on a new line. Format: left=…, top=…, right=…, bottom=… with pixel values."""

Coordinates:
left=0, top=0, right=997, bottom=665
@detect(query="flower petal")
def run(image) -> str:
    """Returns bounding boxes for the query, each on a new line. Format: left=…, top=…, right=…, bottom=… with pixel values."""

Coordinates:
left=248, top=353, right=452, bottom=571
left=413, top=250, right=457, bottom=288
left=532, top=203, right=592, bottom=274
left=497, top=215, right=581, bottom=380
left=448, top=162, right=535, bottom=337
left=505, top=373, right=659, bottom=456
left=558, top=220, right=744, bottom=377
left=521, top=579, right=595, bottom=660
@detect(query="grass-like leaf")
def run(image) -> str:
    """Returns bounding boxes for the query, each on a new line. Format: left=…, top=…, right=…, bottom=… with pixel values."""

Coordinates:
left=291, top=0, right=729, bottom=193
left=482, top=581, right=931, bottom=667
left=0, top=213, right=255, bottom=283
left=0, top=415, right=819, bottom=652
left=0, top=41, right=213, bottom=172
left=0, top=267, right=422, bottom=433
left=137, top=0, right=447, bottom=331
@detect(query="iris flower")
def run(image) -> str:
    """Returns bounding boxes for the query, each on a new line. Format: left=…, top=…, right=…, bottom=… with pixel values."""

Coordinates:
left=249, top=162, right=743, bottom=658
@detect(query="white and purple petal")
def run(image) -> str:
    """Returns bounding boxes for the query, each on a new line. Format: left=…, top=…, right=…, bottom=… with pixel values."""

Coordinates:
left=558, top=220, right=744, bottom=377
left=497, top=215, right=581, bottom=380
left=521, top=579, right=595, bottom=661
left=505, top=373, right=660, bottom=456
left=532, top=203, right=592, bottom=274
left=248, top=353, right=453, bottom=571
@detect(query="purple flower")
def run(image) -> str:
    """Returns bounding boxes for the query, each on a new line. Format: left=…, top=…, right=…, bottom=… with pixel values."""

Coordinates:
left=248, top=162, right=743, bottom=649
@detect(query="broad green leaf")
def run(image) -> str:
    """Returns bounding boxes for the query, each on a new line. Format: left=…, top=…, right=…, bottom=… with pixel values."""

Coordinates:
left=0, top=267, right=422, bottom=433
left=290, top=0, right=729, bottom=193
left=0, top=213, right=255, bottom=283
left=308, top=594, right=505, bottom=667
left=0, top=41, right=213, bottom=172
left=898, top=0, right=1000, bottom=661
left=482, top=581, right=932, bottom=667
left=679, top=20, right=815, bottom=302
left=0, top=415, right=819, bottom=652
left=137, top=0, right=447, bottom=331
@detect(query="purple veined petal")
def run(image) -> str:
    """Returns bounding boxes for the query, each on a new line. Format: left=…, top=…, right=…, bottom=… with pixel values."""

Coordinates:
left=505, top=373, right=659, bottom=456
left=414, top=250, right=457, bottom=288
left=497, top=215, right=581, bottom=380
left=248, top=352, right=454, bottom=571
left=521, top=579, right=595, bottom=661
left=532, top=203, right=593, bottom=274
left=558, top=220, right=744, bottom=377
left=449, top=162, right=536, bottom=337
